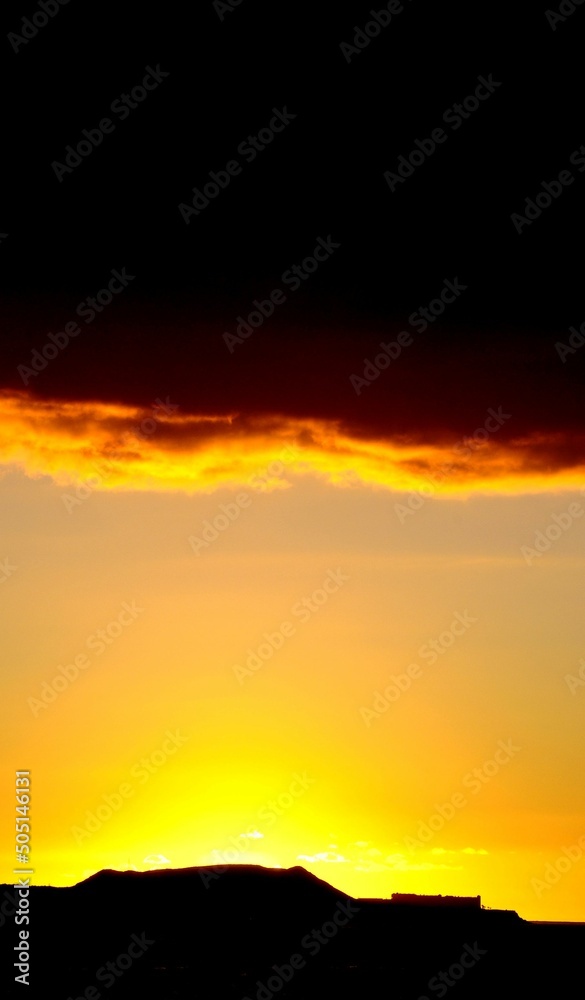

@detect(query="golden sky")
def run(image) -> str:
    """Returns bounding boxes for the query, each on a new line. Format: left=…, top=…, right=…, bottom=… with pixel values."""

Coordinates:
left=2, top=391, right=585, bottom=921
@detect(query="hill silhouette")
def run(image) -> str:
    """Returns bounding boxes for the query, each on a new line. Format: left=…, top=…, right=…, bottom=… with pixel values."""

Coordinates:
left=1, top=864, right=583, bottom=998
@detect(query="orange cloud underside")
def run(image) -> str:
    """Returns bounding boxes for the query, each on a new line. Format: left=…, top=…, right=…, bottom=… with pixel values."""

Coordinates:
left=1, top=390, right=583, bottom=496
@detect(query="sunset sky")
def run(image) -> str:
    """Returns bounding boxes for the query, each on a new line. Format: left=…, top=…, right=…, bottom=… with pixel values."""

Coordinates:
left=2, top=0, right=585, bottom=924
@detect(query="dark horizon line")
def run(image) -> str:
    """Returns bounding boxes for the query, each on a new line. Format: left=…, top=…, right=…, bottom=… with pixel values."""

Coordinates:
left=9, top=861, right=585, bottom=924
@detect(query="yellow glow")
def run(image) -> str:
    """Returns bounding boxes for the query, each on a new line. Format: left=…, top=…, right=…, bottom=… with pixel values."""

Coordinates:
left=2, top=394, right=585, bottom=925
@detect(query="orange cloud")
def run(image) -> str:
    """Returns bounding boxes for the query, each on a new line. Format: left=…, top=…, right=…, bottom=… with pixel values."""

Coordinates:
left=1, top=390, right=584, bottom=496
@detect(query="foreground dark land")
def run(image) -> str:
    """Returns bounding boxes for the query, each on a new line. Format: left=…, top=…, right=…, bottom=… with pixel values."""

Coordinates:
left=2, top=865, right=583, bottom=998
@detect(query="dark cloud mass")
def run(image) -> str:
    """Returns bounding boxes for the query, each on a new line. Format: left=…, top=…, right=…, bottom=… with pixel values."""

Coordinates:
left=0, top=0, right=583, bottom=459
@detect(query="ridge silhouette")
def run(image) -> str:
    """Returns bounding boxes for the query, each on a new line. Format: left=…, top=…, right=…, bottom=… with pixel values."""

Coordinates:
left=2, top=864, right=583, bottom=998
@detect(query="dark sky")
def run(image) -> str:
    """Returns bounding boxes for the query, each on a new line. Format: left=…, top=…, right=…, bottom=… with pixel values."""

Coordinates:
left=1, top=0, right=584, bottom=445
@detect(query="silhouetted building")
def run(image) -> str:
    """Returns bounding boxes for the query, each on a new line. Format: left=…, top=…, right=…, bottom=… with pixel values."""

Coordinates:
left=390, top=893, right=481, bottom=908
